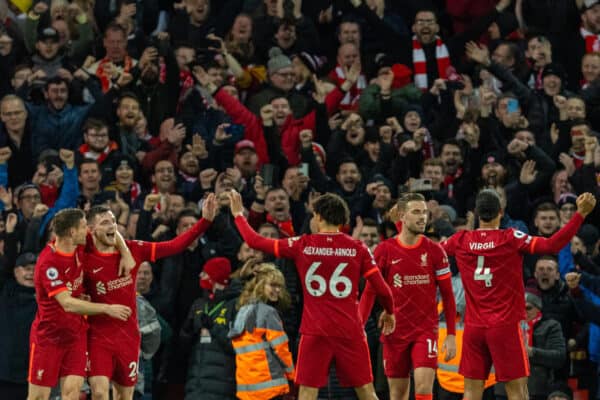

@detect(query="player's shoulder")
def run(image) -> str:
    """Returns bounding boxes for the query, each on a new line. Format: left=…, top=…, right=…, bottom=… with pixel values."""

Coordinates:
left=422, top=236, right=446, bottom=252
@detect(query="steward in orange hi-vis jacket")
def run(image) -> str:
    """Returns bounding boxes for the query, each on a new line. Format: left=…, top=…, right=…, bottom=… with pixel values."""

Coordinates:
left=228, top=301, right=295, bottom=400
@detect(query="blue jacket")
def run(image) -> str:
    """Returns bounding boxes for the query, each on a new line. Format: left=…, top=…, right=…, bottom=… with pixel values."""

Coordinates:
left=39, top=166, right=79, bottom=236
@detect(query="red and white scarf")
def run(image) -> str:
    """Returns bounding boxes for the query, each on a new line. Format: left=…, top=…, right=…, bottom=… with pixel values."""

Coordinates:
left=328, top=66, right=366, bottom=111
left=96, top=56, right=134, bottom=93
left=581, top=27, right=600, bottom=53
left=526, top=311, right=543, bottom=346
left=412, top=35, right=450, bottom=91
left=266, top=214, right=295, bottom=238
left=78, top=141, right=118, bottom=165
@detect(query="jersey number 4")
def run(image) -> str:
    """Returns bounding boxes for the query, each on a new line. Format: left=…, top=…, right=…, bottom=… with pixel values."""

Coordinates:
left=306, top=262, right=352, bottom=298
left=474, top=255, right=493, bottom=287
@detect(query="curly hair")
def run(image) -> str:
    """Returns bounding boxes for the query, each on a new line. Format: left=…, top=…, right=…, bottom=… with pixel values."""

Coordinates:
left=237, top=263, right=291, bottom=311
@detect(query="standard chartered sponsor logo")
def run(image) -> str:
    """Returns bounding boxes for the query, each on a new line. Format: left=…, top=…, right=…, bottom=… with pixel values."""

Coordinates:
left=96, top=281, right=106, bottom=295
left=393, top=273, right=402, bottom=288
left=95, top=275, right=133, bottom=295
left=392, top=273, right=430, bottom=287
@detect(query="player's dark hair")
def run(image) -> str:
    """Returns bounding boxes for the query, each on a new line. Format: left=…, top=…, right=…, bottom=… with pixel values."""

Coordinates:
left=312, top=193, right=349, bottom=226
left=397, top=192, right=425, bottom=211
left=87, top=205, right=112, bottom=225
left=475, top=189, right=501, bottom=222
left=53, top=208, right=85, bottom=237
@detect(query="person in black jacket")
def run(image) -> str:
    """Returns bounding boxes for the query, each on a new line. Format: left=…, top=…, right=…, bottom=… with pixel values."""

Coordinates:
left=180, top=257, right=238, bottom=400
left=0, top=252, right=37, bottom=399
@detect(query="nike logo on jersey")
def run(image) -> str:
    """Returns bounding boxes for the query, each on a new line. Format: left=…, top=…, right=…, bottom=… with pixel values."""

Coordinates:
left=391, top=259, right=401, bottom=264
left=92, top=267, right=103, bottom=274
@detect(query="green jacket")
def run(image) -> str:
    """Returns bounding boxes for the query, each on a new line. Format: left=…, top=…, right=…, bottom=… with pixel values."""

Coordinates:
left=358, top=83, right=421, bottom=121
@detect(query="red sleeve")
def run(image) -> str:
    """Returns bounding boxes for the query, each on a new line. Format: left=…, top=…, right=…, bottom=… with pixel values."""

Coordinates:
left=365, top=269, right=394, bottom=315
left=248, top=209, right=266, bottom=230
left=528, top=213, right=584, bottom=254
left=358, top=282, right=376, bottom=326
left=141, top=141, right=178, bottom=175
left=214, top=88, right=270, bottom=165
left=150, top=218, right=211, bottom=261
left=324, top=87, right=345, bottom=116
left=39, top=262, right=68, bottom=297
left=440, top=234, right=457, bottom=257
left=438, top=277, right=456, bottom=335
left=234, top=215, right=278, bottom=255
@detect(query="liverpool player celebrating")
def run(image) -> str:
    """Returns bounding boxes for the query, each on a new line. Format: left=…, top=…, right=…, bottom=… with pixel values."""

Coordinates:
left=28, top=208, right=133, bottom=400
left=359, top=193, right=457, bottom=400
left=442, top=190, right=596, bottom=400
left=228, top=190, right=395, bottom=400
left=84, top=193, right=217, bottom=400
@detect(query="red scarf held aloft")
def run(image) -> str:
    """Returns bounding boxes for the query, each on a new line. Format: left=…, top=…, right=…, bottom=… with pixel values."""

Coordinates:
left=581, top=26, right=600, bottom=53
left=266, top=214, right=295, bottom=238
left=412, top=35, right=450, bottom=91
left=78, top=141, right=119, bottom=165
left=96, top=57, right=134, bottom=93
left=328, top=66, right=366, bottom=111
left=526, top=310, right=543, bottom=346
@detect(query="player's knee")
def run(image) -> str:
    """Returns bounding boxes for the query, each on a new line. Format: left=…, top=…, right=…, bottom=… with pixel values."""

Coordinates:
left=89, top=381, right=109, bottom=400
left=27, top=394, right=48, bottom=400
left=61, top=388, right=83, bottom=400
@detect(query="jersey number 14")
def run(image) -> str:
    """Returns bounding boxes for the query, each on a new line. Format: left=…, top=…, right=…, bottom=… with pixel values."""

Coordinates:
left=474, top=255, right=493, bottom=287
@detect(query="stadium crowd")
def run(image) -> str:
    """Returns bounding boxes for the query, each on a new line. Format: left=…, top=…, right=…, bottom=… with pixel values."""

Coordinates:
left=0, top=0, right=600, bottom=399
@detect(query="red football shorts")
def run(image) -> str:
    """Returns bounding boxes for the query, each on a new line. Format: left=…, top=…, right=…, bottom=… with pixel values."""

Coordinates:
left=295, top=334, right=373, bottom=388
left=383, top=331, right=438, bottom=378
left=28, top=334, right=87, bottom=387
left=88, top=340, right=140, bottom=387
left=460, top=322, right=530, bottom=382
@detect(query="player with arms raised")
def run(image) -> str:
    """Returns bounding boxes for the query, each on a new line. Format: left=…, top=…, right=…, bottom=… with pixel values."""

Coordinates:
left=28, top=208, right=133, bottom=400
left=441, top=189, right=596, bottom=400
left=228, top=191, right=395, bottom=400
left=359, top=193, right=457, bottom=400
left=83, top=193, right=218, bottom=400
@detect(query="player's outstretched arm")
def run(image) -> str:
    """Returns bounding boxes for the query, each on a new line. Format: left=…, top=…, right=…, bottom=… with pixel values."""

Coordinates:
left=530, top=193, right=596, bottom=254
left=229, top=191, right=278, bottom=255
left=115, top=230, right=135, bottom=276
left=54, top=291, right=132, bottom=321
left=152, top=193, right=216, bottom=260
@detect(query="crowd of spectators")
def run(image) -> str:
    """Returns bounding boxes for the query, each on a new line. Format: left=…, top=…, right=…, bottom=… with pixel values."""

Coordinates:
left=1, top=0, right=600, bottom=399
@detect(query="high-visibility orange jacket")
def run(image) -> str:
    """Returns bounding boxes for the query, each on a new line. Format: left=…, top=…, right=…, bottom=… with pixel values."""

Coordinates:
left=228, top=301, right=295, bottom=400
left=437, top=319, right=496, bottom=394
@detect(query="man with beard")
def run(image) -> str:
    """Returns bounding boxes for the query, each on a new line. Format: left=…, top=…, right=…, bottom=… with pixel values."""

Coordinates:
left=439, top=140, right=475, bottom=216
left=249, top=185, right=305, bottom=238
left=83, top=196, right=216, bottom=400
left=27, top=74, right=104, bottom=160
left=176, top=150, right=202, bottom=201
left=78, top=159, right=102, bottom=203
left=360, top=193, right=456, bottom=400
left=77, top=118, right=120, bottom=187
left=111, top=93, right=148, bottom=163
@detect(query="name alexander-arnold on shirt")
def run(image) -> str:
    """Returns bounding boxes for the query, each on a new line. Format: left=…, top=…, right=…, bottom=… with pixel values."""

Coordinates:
left=302, top=247, right=357, bottom=257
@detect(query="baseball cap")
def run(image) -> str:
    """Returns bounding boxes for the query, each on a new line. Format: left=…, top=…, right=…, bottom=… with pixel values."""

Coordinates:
left=38, top=27, right=59, bottom=43
left=234, top=139, right=256, bottom=154
left=557, top=193, right=577, bottom=208
left=541, top=63, right=566, bottom=81
left=15, top=252, right=37, bottom=267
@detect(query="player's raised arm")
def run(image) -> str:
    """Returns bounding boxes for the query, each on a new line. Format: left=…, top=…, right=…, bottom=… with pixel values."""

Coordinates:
left=528, top=193, right=596, bottom=254
left=150, top=193, right=216, bottom=260
left=115, top=230, right=135, bottom=276
left=229, top=190, right=279, bottom=255
left=54, top=291, right=132, bottom=321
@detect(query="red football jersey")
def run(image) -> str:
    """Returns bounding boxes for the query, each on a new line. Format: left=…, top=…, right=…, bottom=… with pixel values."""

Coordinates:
left=31, top=244, right=87, bottom=345
left=442, top=228, right=534, bottom=327
left=274, top=232, right=378, bottom=339
left=83, top=241, right=157, bottom=346
left=375, top=235, right=450, bottom=341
